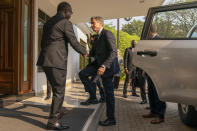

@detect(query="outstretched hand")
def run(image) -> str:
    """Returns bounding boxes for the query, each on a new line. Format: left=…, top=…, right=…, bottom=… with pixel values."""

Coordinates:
left=83, top=51, right=89, bottom=57
left=97, top=66, right=105, bottom=76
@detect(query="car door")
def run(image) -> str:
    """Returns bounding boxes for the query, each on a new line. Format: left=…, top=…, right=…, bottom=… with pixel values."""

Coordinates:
left=133, top=2, right=197, bottom=105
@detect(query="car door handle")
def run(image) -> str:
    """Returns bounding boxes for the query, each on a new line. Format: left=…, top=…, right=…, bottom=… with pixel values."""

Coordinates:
left=137, top=50, right=157, bottom=57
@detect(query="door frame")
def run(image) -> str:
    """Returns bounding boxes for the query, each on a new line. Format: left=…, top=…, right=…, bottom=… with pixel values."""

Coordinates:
left=18, top=0, right=34, bottom=94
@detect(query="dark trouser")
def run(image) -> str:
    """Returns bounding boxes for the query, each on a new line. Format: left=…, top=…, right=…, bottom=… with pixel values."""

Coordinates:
left=123, top=72, right=136, bottom=95
left=113, top=76, right=120, bottom=89
left=79, top=64, right=97, bottom=99
left=102, top=76, right=115, bottom=120
left=47, top=80, right=52, bottom=97
left=134, top=74, right=147, bottom=101
left=97, top=77, right=105, bottom=99
left=43, top=67, right=67, bottom=124
left=147, top=77, right=166, bottom=118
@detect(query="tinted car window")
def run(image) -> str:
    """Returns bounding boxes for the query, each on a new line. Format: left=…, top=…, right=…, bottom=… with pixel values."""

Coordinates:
left=150, top=8, right=197, bottom=39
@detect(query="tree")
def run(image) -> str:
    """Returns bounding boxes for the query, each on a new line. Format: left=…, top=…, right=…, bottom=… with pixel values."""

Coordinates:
left=104, top=24, right=140, bottom=79
left=104, top=24, right=139, bottom=56
left=153, top=0, right=197, bottom=38
left=122, top=19, right=144, bottom=37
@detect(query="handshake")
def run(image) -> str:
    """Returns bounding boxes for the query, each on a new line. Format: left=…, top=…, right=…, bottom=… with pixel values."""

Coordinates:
left=83, top=44, right=89, bottom=57
left=83, top=51, right=89, bottom=57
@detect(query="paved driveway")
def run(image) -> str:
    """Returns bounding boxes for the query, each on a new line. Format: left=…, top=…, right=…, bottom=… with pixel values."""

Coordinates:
left=97, top=86, right=197, bottom=131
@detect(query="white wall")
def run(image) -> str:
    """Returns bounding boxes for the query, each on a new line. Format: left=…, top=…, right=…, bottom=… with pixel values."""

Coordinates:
left=33, top=0, right=87, bottom=95
left=68, top=25, right=87, bottom=81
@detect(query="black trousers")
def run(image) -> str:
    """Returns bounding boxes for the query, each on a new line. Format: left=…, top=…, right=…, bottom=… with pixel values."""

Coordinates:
left=102, top=76, right=115, bottom=120
left=113, top=76, right=120, bottom=89
left=79, top=64, right=115, bottom=120
left=97, top=77, right=105, bottom=99
left=47, top=80, right=52, bottom=97
left=123, top=72, right=137, bottom=95
left=147, top=77, right=166, bottom=118
left=43, top=67, right=67, bottom=124
left=133, top=73, right=147, bottom=101
left=79, top=64, right=105, bottom=99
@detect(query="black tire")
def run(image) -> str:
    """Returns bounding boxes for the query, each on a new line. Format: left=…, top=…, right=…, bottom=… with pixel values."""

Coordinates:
left=178, top=103, right=197, bottom=127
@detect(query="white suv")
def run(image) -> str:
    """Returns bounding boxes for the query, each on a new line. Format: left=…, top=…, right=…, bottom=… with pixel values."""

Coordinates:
left=133, top=1, right=197, bottom=127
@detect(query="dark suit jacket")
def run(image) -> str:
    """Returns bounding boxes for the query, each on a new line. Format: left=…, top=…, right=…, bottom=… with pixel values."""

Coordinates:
left=88, top=35, right=98, bottom=65
left=37, top=13, right=86, bottom=70
left=124, top=47, right=134, bottom=72
left=92, top=29, right=119, bottom=77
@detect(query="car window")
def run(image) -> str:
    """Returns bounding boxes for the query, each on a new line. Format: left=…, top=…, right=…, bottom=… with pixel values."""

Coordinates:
left=190, top=27, right=197, bottom=38
left=150, top=7, right=197, bottom=39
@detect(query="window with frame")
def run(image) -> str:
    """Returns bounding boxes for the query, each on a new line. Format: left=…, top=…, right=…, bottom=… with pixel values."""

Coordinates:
left=148, top=7, right=197, bottom=39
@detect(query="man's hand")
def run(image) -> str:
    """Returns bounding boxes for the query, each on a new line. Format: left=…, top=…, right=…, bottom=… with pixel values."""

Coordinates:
left=83, top=51, right=89, bottom=57
left=125, top=68, right=129, bottom=74
left=97, top=66, right=106, bottom=76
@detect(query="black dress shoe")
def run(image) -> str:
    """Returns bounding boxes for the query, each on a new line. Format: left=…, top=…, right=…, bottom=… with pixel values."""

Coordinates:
left=46, top=122, right=69, bottom=130
left=99, top=119, right=116, bottom=126
left=140, top=100, right=147, bottom=104
left=80, top=98, right=98, bottom=105
left=132, top=94, right=140, bottom=97
left=99, top=98, right=105, bottom=103
left=45, top=96, right=50, bottom=100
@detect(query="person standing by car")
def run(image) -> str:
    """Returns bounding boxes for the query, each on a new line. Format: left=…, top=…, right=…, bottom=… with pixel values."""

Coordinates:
left=37, top=2, right=87, bottom=130
left=122, top=40, right=139, bottom=98
left=142, top=24, right=166, bottom=124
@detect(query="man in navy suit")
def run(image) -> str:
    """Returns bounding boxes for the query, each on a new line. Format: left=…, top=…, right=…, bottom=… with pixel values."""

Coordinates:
left=79, top=35, right=105, bottom=105
left=79, top=16, right=119, bottom=126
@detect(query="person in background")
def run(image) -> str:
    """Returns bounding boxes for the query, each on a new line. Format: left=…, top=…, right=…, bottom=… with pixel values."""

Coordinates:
left=113, top=49, right=123, bottom=89
left=122, top=40, right=139, bottom=98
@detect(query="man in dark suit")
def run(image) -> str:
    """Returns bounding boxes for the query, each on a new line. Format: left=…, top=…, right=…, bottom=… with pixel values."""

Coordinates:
left=79, top=35, right=105, bottom=105
left=37, top=2, right=87, bottom=130
left=123, top=40, right=139, bottom=98
left=79, top=16, right=119, bottom=126
left=142, top=24, right=166, bottom=124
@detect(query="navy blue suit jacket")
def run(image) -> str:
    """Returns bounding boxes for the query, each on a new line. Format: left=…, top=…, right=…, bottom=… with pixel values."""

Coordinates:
left=91, top=29, right=119, bottom=77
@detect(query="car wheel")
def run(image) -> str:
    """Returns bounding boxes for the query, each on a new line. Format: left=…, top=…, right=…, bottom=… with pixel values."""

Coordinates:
left=178, top=103, right=197, bottom=127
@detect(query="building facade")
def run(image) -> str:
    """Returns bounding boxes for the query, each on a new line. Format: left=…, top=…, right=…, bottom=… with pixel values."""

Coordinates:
left=0, top=0, right=90, bottom=95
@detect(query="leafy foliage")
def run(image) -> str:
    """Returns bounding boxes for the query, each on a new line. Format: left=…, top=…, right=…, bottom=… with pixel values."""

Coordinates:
left=122, top=19, right=144, bottom=37
left=152, top=0, right=197, bottom=38
left=104, top=24, right=140, bottom=79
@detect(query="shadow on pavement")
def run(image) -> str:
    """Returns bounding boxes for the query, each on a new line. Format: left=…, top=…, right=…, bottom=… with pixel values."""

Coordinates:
left=0, top=102, right=94, bottom=131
